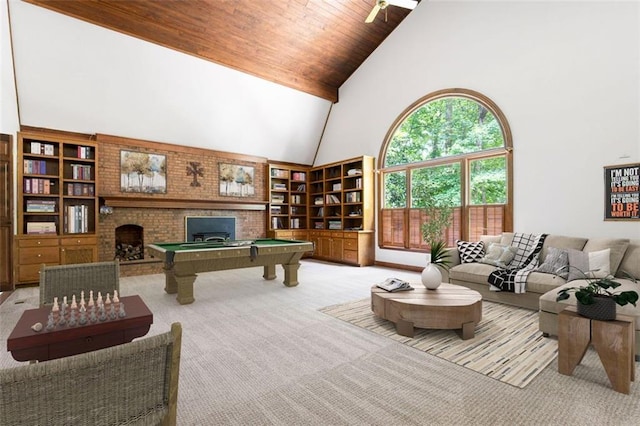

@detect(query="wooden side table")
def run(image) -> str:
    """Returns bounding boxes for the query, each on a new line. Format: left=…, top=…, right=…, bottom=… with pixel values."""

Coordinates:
left=558, top=307, right=635, bottom=394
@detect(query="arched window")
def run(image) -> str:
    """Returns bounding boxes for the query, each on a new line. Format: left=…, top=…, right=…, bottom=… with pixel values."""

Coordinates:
left=379, top=88, right=513, bottom=250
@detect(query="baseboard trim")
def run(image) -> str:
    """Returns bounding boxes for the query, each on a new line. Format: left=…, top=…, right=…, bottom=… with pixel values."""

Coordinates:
left=374, top=260, right=422, bottom=273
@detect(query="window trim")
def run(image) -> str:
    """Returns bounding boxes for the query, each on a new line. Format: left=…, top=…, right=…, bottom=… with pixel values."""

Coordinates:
left=377, top=88, right=513, bottom=251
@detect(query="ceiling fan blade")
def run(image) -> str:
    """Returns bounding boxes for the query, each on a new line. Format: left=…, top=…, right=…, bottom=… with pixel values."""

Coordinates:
left=365, top=4, right=381, bottom=23
left=388, top=0, right=418, bottom=10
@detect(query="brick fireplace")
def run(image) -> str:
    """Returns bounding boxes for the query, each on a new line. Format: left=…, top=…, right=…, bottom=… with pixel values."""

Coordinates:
left=98, top=202, right=267, bottom=276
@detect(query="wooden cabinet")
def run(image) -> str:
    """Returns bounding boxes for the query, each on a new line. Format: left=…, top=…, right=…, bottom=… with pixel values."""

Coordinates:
left=309, top=230, right=374, bottom=266
left=14, top=131, right=99, bottom=284
left=267, top=163, right=309, bottom=231
left=60, top=236, right=98, bottom=264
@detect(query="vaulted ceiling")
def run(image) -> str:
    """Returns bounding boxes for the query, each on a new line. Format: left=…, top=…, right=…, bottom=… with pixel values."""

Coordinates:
left=23, top=0, right=420, bottom=103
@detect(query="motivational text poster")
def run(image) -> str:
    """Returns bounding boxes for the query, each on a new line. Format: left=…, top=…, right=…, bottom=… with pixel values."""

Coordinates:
left=604, top=163, right=639, bottom=220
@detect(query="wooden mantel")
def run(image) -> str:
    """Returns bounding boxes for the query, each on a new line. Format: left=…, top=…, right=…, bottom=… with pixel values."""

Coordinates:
left=102, top=196, right=267, bottom=211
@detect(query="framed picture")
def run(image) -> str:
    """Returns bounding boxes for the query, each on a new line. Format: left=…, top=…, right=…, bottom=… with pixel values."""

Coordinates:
left=219, top=163, right=255, bottom=197
left=120, top=150, right=167, bottom=194
left=604, top=163, right=639, bottom=220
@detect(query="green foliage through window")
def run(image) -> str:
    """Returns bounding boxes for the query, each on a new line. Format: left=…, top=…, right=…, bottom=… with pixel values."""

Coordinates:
left=385, top=97, right=504, bottom=167
left=379, top=89, right=512, bottom=249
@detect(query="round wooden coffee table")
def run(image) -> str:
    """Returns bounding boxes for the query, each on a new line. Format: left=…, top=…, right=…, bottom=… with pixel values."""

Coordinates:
left=371, top=283, right=482, bottom=339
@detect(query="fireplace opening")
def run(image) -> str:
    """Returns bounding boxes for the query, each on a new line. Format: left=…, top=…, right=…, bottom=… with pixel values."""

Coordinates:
left=185, top=216, right=236, bottom=242
left=115, top=224, right=144, bottom=261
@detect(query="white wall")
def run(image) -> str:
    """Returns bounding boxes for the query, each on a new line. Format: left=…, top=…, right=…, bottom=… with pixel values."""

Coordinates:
left=1, top=0, right=19, bottom=135
left=6, top=0, right=331, bottom=164
left=317, top=0, right=640, bottom=267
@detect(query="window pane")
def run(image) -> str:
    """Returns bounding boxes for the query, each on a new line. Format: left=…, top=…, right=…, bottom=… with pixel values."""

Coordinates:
left=383, top=171, right=406, bottom=208
left=410, top=164, right=461, bottom=208
left=469, top=156, right=507, bottom=205
left=385, top=97, right=504, bottom=167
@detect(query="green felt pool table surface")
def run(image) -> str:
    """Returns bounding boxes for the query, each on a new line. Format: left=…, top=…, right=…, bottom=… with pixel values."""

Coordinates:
left=147, top=238, right=314, bottom=305
left=151, top=238, right=307, bottom=252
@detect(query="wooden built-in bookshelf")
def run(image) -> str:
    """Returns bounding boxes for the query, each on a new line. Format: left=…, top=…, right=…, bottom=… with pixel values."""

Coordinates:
left=14, top=131, right=99, bottom=284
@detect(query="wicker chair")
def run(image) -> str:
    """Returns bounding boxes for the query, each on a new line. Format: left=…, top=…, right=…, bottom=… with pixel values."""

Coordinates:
left=0, top=322, right=182, bottom=425
left=39, top=260, right=120, bottom=307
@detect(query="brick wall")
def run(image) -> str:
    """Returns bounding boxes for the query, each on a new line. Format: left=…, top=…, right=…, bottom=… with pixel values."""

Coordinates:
left=95, top=134, right=269, bottom=276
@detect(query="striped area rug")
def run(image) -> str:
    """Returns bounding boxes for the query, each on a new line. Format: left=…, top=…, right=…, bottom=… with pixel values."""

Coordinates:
left=320, top=298, right=558, bottom=388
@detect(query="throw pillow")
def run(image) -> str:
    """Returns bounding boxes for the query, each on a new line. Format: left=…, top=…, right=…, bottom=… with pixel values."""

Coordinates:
left=535, top=246, right=569, bottom=279
left=480, top=243, right=518, bottom=268
left=456, top=240, right=485, bottom=263
left=566, top=248, right=611, bottom=281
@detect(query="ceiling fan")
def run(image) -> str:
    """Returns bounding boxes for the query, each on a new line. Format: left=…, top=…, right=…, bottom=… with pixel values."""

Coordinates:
left=365, top=0, right=419, bottom=24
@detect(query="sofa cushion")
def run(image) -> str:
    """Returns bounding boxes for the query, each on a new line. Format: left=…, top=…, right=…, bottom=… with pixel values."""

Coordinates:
left=525, top=271, right=567, bottom=294
left=535, top=246, right=569, bottom=278
left=456, top=240, right=485, bottom=263
left=449, top=262, right=497, bottom=284
left=539, top=235, right=587, bottom=263
left=480, top=235, right=502, bottom=245
left=480, top=243, right=518, bottom=268
left=583, top=238, right=630, bottom=275
left=566, top=248, right=610, bottom=281
left=617, top=239, right=640, bottom=280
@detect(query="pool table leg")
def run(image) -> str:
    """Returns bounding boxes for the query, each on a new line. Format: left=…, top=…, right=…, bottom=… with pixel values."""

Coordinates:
left=282, top=262, right=300, bottom=287
left=164, top=267, right=196, bottom=305
left=263, top=264, right=277, bottom=281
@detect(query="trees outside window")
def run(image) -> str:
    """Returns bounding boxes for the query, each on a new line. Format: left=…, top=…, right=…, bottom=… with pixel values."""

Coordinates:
left=379, top=89, right=513, bottom=250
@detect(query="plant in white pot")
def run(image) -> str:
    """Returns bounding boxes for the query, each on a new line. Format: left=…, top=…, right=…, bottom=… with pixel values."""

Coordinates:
left=420, top=201, right=453, bottom=290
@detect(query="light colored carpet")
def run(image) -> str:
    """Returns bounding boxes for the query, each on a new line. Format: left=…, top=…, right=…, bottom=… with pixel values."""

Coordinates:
left=1, top=260, right=639, bottom=425
left=319, top=298, right=557, bottom=388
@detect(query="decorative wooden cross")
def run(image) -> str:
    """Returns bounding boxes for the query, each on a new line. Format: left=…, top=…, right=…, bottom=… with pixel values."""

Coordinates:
left=186, top=162, right=204, bottom=187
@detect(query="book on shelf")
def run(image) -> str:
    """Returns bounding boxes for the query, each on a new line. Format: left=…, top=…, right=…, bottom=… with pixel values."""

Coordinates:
left=292, top=172, right=306, bottom=181
left=30, top=141, right=41, bottom=154
left=314, top=197, right=323, bottom=205
left=30, top=142, right=54, bottom=155
left=270, top=205, right=282, bottom=214
left=23, top=159, right=47, bottom=175
left=271, top=217, right=284, bottom=229
left=325, top=194, right=340, bottom=204
left=296, top=183, right=306, bottom=191
left=290, top=218, right=301, bottom=229
left=65, top=204, right=89, bottom=234
left=70, top=164, right=92, bottom=180
left=271, top=194, right=285, bottom=203
left=345, top=191, right=361, bottom=203
left=23, top=178, right=54, bottom=194
left=77, top=146, right=92, bottom=159
left=328, top=220, right=341, bottom=230
left=67, top=182, right=94, bottom=196
left=26, top=199, right=56, bottom=213
left=26, top=221, right=57, bottom=234
left=376, top=278, right=414, bottom=292
left=271, top=169, right=288, bottom=178
left=272, top=183, right=287, bottom=190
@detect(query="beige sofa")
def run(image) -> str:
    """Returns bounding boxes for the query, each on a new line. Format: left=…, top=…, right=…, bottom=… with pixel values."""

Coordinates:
left=442, top=233, right=640, bottom=359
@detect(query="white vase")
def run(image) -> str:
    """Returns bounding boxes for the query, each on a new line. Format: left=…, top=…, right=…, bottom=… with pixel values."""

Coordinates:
left=421, top=262, right=442, bottom=290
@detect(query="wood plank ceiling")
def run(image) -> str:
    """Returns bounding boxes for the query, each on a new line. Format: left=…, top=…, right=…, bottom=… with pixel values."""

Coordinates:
left=24, top=0, right=419, bottom=103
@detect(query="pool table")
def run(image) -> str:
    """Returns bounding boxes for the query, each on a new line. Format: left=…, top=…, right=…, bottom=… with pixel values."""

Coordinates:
left=147, top=238, right=314, bottom=304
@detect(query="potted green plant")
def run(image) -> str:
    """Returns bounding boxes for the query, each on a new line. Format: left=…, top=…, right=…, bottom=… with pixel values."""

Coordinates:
left=420, top=201, right=453, bottom=289
left=556, top=270, right=638, bottom=321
